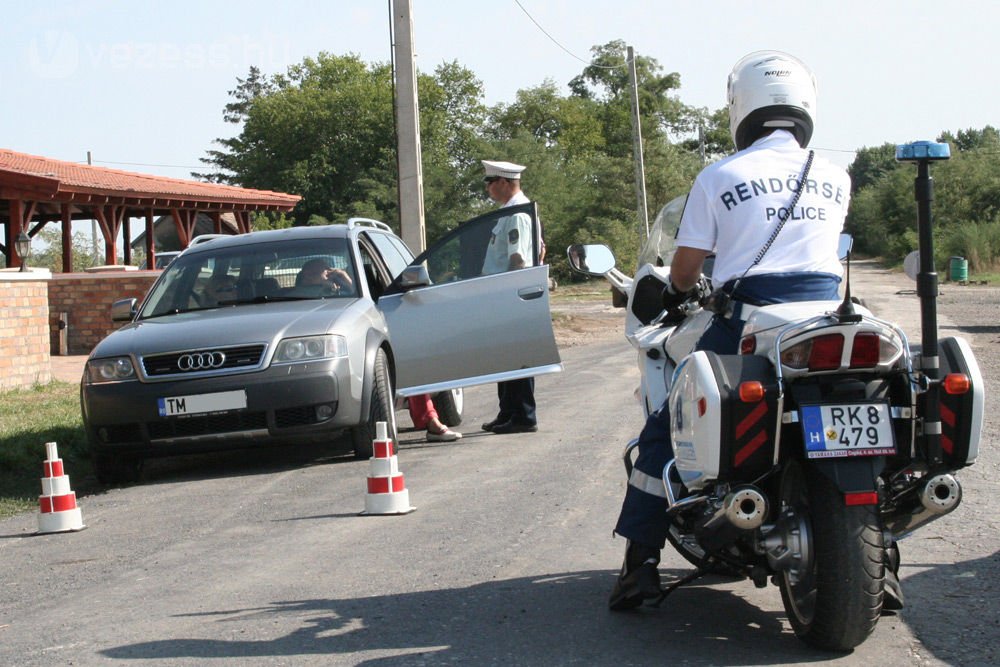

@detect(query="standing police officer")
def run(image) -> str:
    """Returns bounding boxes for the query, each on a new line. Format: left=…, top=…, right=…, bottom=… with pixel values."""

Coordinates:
left=480, top=159, right=541, bottom=434
left=608, top=52, right=907, bottom=610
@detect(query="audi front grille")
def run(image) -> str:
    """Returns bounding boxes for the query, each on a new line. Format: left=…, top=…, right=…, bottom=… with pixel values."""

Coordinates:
left=142, top=344, right=267, bottom=378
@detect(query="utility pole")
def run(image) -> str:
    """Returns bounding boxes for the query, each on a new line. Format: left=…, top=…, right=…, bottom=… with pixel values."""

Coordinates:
left=627, top=46, right=649, bottom=244
left=699, top=124, right=707, bottom=166
left=88, top=151, right=99, bottom=265
left=392, top=0, right=426, bottom=253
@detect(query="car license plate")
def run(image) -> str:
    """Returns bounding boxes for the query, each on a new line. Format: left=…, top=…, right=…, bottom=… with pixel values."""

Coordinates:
left=800, top=403, right=896, bottom=459
left=158, top=390, right=247, bottom=417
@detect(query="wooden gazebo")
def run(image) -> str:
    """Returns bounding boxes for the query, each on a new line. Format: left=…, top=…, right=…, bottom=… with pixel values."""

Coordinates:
left=0, top=148, right=300, bottom=271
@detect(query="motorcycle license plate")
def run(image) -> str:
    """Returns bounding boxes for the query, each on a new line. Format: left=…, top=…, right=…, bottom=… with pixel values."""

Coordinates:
left=800, top=403, right=896, bottom=459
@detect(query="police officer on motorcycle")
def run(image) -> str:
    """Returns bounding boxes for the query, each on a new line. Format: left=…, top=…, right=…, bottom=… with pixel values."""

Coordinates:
left=609, top=51, right=902, bottom=610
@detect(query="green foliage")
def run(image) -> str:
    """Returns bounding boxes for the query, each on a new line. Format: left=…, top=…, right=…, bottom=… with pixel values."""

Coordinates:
left=847, top=128, right=1000, bottom=269
left=937, top=219, right=1000, bottom=273
left=252, top=212, right=296, bottom=230
left=0, top=382, right=91, bottom=518
left=26, top=226, right=102, bottom=272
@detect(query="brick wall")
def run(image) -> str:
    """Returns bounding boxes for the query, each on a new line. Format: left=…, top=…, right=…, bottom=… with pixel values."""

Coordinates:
left=0, top=276, right=52, bottom=390
left=48, top=272, right=159, bottom=355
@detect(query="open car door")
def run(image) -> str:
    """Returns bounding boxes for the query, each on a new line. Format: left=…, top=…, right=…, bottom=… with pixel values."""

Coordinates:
left=379, top=202, right=561, bottom=396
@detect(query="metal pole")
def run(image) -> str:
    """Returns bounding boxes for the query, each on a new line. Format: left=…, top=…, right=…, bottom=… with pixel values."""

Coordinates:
left=88, top=151, right=98, bottom=265
left=897, top=140, right=951, bottom=467
left=392, top=0, right=426, bottom=253
left=627, top=46, right=649, bottom=244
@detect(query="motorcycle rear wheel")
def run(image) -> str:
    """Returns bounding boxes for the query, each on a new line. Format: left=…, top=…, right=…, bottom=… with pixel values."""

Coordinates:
left=777, top=459, right=884, bottom=651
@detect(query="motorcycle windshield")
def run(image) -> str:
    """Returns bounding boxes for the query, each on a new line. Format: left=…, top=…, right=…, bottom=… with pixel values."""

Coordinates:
left=638, top=194, right=687, bottom=270
left=637, top=193, right=715, bottom=281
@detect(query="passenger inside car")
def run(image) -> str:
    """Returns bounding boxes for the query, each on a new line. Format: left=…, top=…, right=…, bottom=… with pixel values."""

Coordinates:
left=202, top=274, right=238, bottom=306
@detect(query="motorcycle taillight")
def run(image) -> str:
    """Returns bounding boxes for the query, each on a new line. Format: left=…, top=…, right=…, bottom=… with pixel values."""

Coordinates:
left=781, top=333, right=844, bottom=371
left=808, top=333, right=844, bottom=371
left=849, top=332, right=880, bottom=368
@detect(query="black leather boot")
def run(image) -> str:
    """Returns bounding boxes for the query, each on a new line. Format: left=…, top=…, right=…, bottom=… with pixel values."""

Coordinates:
left=608, top=542, right=661, bottom=610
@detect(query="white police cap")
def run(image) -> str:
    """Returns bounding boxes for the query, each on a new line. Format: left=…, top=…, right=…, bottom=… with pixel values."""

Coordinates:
left=482, top=160, right=526, bottom=180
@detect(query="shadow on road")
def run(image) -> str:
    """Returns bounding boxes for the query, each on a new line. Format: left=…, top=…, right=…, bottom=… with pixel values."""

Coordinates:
left=898, top=548, right=1000, bottom=665
left=100, top=569, right=841, bottom=665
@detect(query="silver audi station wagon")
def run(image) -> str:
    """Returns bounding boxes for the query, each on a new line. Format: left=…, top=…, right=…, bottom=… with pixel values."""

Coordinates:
left=82, top=205, right=559, bottom=483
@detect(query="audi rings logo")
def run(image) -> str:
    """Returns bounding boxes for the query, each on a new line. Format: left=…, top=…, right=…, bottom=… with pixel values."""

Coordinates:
left=177, top=351, right=227, bottom=371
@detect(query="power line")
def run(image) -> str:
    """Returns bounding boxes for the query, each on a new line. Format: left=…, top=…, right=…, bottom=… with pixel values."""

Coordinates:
left=513, top=0, right=627, bottom=70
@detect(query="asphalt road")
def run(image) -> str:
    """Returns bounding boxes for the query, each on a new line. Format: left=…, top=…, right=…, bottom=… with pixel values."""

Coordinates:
left=1, top=262, right=997, bottom=666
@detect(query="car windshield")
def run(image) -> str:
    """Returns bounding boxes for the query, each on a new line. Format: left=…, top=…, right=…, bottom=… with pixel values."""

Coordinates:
left=139, top=237, right=357, bottom=318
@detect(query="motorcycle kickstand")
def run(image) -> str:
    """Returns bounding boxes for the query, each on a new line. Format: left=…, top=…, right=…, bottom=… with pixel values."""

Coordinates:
left=650, top=566, right=712, bottom=608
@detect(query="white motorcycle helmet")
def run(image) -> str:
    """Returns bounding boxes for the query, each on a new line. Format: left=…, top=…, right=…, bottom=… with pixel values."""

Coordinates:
left=727, top=51, right=817, bottom=151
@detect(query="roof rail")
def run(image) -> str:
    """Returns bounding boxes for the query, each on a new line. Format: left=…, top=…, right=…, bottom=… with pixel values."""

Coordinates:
left=346, top=217, right=392, bottom=232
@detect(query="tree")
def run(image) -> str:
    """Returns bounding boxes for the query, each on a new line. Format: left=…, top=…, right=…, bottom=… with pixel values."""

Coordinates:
left=27, top=225, right=101, bottom=272
left=848, top=143, right=898, bottom=194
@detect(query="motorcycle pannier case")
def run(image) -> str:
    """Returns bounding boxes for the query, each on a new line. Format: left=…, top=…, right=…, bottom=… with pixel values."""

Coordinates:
left=936, top=336, right=984, bottom=468
left=670, top=351, right=779, bottom=490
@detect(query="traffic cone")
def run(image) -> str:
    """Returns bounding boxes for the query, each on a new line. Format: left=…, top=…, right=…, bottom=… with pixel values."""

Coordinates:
left=37, top=442, right=85, bottom=534
left=361, top=421, right=415, bottom=515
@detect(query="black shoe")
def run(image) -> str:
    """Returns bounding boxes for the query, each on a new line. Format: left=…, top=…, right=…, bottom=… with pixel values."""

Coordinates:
left=609, top=543, right=661, bottom=611
left=489, top=420, right=538, bottom=434
left=482, top=418, right=507, bottom=432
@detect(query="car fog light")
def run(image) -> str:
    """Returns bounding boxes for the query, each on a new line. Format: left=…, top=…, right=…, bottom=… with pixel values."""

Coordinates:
left=315, top=404, right=335, bottom=421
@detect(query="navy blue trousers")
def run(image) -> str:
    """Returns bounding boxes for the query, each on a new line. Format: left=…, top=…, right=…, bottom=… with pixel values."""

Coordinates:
left=497, top=378, right=536, bottom=426
left=614, top=273, right=840, bottom=548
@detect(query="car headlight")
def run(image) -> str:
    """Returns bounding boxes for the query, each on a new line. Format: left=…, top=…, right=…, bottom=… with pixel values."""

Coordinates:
left=86, top=357, right=137, bottom=383
left=274, top=334, right=348, bottom=363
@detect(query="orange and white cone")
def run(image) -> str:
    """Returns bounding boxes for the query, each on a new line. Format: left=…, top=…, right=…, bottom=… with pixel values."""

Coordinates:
left=361, top=421, right=415, bottom=515
left=38, top=442, right=85, bottom=534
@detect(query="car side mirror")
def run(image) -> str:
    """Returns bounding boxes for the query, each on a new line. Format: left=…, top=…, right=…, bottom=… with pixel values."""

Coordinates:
left=398, top=264, right=431, bottom=290
left=111, top=298, right=138, bottom=322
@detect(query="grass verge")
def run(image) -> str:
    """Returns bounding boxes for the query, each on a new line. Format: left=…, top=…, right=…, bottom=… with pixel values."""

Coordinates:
left=0, top=381, right=93, bottom=520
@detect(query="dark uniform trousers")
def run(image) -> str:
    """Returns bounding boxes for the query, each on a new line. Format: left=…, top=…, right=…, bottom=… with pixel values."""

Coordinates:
left=497, top=378, right=536, bottom=426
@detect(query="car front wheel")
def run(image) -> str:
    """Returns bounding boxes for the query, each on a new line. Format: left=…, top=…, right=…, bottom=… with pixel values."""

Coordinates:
left=351, top=348, right=397, bottom=459
left=433, top=388, right=464, bottom=427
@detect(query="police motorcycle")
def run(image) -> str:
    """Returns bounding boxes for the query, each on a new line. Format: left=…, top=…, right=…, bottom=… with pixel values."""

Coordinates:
left=568, top=143, right=984, bottom=651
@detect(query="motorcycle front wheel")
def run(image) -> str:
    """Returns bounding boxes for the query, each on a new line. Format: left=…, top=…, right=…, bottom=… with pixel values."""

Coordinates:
left=776, top=459, right=884, bottom=651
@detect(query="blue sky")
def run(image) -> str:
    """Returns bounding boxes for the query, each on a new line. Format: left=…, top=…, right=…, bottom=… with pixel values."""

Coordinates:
left=1, top=0, right=996, bottom=181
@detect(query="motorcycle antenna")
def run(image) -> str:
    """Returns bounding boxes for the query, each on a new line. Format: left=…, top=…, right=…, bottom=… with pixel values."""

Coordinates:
left=834, top=241, right=861, bottom=322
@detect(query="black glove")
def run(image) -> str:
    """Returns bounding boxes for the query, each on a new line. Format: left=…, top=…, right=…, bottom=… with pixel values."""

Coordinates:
left=661, top=279, right=693, bottom=311
left=661, top=276, right=713, bottom=312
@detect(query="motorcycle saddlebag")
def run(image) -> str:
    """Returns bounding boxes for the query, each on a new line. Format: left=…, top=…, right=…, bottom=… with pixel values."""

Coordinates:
left=670, top=351, right=779, bottom=490
left=937, top=336, right=983, bottom=468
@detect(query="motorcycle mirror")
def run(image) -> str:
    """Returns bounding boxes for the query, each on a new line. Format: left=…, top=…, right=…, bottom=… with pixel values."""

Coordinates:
left=837, top=234, right=853, bottom=262
left=903, top=250, right=920, bottom=282
left=566, top=243, right=616, bottom=276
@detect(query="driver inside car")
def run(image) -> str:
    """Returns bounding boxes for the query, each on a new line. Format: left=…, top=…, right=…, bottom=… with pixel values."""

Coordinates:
left=296, top=258, right=355, bottom=295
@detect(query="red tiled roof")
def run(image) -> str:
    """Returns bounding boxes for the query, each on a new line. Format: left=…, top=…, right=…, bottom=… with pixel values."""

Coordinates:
left=0, top=148, right=300, bottom=210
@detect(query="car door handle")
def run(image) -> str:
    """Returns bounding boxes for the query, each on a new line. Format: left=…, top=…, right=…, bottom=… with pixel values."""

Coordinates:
left=517, top=286, right=545, bottom=301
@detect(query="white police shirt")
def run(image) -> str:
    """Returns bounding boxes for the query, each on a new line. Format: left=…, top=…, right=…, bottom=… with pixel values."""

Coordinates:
left=482, top=191, right=534, bottom=275
left=676, top=130, right=851, bottom=286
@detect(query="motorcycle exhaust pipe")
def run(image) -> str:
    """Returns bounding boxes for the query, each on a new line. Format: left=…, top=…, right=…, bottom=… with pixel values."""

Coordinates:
left=699, top=486, right=769, bottom=533
left=723, top=486, right=769, bottom=530
left=887, top=473, right=963, bottom=538
left=920, top=473, right=962, bottom=514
